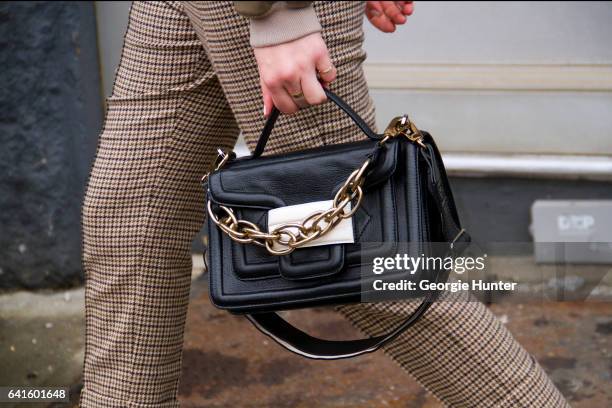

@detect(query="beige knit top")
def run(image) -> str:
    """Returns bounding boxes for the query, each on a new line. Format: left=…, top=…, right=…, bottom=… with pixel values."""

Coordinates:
left=234, top=1, right=322, bottom=47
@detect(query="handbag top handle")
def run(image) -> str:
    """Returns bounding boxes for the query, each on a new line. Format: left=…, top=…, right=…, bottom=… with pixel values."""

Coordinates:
left=252, top=89, right=382, bottom=158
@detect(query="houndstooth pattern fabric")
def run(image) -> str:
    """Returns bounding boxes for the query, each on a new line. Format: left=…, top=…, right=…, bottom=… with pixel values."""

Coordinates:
left=80, top=2, right=569, bottom=407
left=337, top=292, right=569, bottom=408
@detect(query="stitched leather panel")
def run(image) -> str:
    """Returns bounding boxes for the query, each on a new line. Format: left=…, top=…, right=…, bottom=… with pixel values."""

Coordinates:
left=207, top=139, right=400, bottom=281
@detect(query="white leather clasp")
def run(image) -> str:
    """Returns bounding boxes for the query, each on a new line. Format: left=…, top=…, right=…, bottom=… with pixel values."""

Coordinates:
left=268, top=200, right=355, bottom=249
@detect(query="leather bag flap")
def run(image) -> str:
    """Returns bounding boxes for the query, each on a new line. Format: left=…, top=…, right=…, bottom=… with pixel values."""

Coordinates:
left=207, top=139, right=399, bottom=209
left=206, top=139, right=400, bottom=281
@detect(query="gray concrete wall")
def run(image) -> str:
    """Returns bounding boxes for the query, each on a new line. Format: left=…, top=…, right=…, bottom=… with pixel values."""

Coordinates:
left=0, top=2, right=103, bottom=289
left=452, top=177, right=612, bottom=251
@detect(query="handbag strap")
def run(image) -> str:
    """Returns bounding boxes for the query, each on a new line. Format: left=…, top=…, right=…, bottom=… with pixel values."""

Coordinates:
left=252, top=89, right=381, bottom=158
left=246, top=136, right=471, bottom=359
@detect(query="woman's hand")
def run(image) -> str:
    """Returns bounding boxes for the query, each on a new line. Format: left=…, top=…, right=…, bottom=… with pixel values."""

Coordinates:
left=366, top=1, right=414, bottom=33
left=254, top=32, right=337, bottom=117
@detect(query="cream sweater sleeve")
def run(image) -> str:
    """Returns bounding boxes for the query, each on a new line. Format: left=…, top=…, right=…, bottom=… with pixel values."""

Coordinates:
left=234, top=1, right=322, bottom=48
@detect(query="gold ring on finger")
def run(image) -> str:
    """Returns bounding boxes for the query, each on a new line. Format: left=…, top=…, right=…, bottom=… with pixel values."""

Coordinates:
left=318, top=66, right=334, bottom=75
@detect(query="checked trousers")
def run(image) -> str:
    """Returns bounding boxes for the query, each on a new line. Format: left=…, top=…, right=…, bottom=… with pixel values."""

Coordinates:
left=80, top=2, right=569, bottom=407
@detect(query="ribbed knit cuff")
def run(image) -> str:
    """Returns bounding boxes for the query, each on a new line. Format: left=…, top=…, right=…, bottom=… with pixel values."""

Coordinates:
left=249, top=5, right=322, bottom=48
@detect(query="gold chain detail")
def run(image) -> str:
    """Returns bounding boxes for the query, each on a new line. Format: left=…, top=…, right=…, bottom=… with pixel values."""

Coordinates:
left=380, top=115, right=426, bottom=148
left=206, top=115, right=424, bottom=255
left=207, top=158, right=370, bottom=255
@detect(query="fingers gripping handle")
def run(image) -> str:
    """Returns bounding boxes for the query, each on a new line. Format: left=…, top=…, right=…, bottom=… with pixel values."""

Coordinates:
left=252, top=89, right=381, bottom=158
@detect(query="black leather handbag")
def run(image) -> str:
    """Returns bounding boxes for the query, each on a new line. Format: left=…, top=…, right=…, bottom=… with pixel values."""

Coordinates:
left=203, top=89, right=469, bottom=359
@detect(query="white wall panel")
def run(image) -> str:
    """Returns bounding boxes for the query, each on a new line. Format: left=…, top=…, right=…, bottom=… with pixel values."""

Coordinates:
left=95, top=2, right=612, bottom=160
left=371, top=89, right=612, bottom=155
left=363, top=2, right=612, bottom=64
